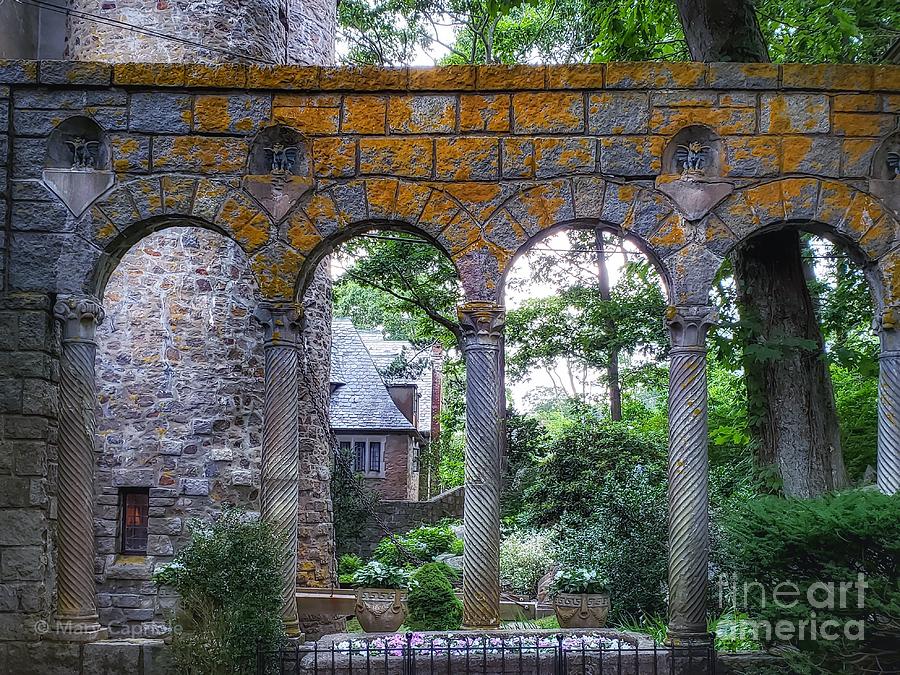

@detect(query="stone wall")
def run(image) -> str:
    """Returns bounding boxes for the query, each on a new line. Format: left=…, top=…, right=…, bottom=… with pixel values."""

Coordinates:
left=93, top=227, right=264, bottom=637
left=65, top=0, right=335, bottom=66
left=354, top=486, right=464, bottom=557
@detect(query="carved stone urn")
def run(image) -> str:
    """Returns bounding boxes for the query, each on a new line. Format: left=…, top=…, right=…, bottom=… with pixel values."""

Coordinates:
left=553, top=592, right=611, bottom=629
left=354, top=588, right=407, bottom=632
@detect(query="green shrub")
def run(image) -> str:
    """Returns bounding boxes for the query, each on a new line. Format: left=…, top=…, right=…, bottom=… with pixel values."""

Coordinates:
left=373, top=524, right=460, bottom=566
left=350, top=561, right=411, bottom=589
left=548, top=568, right=610, bottom=596
left=551, top=463, right=668, bottom=621
left=720, top=490, right=900, bottom=674
left=153, top=507, right=284, bottom=674
left=406, top=563, right=463, bottom=631
left=338, top=554, right=363, bottom=585
left=499, top=530, right=554, bottom=596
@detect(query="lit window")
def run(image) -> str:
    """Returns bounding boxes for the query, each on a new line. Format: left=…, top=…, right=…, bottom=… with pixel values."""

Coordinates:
left=120, top=489, right=149, bottom=555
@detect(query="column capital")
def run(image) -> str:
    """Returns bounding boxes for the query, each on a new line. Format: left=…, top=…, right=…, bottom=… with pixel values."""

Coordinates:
left=875, top=307, right=900, bottom=353
left=666, top=304, right=716, bottom=350
left=53, top=295, right=105, bottom=342
left=458, top=301, right=505, bottom=343
left=254, top=302, right=303, bottom=347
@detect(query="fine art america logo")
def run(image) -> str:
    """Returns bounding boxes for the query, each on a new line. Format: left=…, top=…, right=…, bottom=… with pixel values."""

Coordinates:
left=716, top=573, right=870, bottom=642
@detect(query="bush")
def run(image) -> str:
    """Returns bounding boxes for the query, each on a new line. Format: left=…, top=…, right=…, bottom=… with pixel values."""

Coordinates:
left=549, top=568, right=610, bottom=596
left=153, top=508, right=284, bottom=674
left=350, top=561, right=410, bottom=589
left=720, top=490, right=900, bottom=674
left=499, top=530, right=554, bottom=596
left=338, top=554, right=363, bottom=586
left=373, top=524, right=460, bottom=566
left=406, top=563, right=463, bottom=631
left=551, top=463, right=668, bottom=622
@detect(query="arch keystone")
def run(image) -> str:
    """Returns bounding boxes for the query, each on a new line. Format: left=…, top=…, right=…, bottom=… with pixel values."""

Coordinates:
left=780, top=177, right=820, bottom=222
left=364, top=178, right=400, bottom=221
left=126, top=176, right=164, bottom=220
left=504, top=180, right=575, bottom=236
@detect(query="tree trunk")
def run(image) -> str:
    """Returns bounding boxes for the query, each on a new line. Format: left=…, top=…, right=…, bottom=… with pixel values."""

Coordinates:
left=594, top=229, right=622, bottom=421
left=674, top=0, right=769, bottom=62
left=675, top=0, right=847, bottom=497
left=734, top=232, right=848, bottom=496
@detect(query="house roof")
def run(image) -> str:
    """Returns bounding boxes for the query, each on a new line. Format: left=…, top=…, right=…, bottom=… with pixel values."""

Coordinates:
left=357, top=329, right=434, bottom=435
left=330, top=318, right=415, bottom=432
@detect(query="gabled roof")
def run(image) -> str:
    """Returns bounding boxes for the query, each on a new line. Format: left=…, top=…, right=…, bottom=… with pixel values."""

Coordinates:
left=357, top=329, right=433, bottom=434
left=330, top=318, right=415, bottom=432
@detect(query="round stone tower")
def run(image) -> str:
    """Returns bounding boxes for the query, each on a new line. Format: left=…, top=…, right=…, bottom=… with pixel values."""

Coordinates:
left=69, top=0, right=341, bottom=639
left=65, top=0, right=335, bottom=64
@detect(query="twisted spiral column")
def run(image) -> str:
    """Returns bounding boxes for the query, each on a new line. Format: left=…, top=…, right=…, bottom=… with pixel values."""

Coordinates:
left=665, top=305, right=715, bottom=645
left=254, top=303, right=303, bottom=637
left=52, top=296, right=107, bottom=641
left=877, top=311, right=900, bottom=494
left=458, top=301, right=505, bottom=629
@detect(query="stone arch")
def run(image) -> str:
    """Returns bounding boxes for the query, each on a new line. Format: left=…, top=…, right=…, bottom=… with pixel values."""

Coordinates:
left=78, top=175, right=289, bottom=300
left=289, top=178, right=476, bottom=299
left=486, top=178, right=682, bottom=304
left=706, top=177, right=899, bottom=309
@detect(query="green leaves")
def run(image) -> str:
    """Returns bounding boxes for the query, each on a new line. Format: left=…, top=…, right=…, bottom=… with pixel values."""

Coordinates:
left=350, top=560, right=413, bottom=589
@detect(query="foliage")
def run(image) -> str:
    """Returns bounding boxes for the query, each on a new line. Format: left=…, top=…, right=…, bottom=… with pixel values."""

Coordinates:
left=338, top=554, right=364, bottom=585
left=499, top=530, right=555, bottom=596
left=551, top=460, right=668, bottom=621
left=719, top=490, right=900, bottom=673
left=520, top=412, right=666, bottom=525
left=405, top=563, right=464, bottom=631
left=331, top=446, right=382, bottom=556
left=350, top=561, right=412, bottom=589
left=372, top=524, right=461, bottom=566
left=548, top=568, right=610, bottom=596
left=152, top=508, right=284, bottom=674
left=831, top=366, right=878, bottom=481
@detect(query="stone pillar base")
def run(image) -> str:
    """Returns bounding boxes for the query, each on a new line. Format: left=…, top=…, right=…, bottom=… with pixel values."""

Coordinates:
left=46, top=621, right=109, bottom=642
left=665, top=629, right=714, bottom=647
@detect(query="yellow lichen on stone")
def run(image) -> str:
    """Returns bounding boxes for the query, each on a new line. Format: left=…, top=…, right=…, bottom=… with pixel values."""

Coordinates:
left=359, top=137, right=433, bottom=178
left=312, top=138, right=356, bottom=178
left=649, top=214, right=685, bottom=249
left=319, top=66, right=407, bottom=91
left=113, top=63, right=185, bottom=86
left=285, top=210, right=323, bottom=255
left=842, top=192, right=886, bottom=241
left=832, top=113, right=895, bottom=137
left=519, top=185, right=567, bottom=230
left=780, top=136, right=815, bottom=173
left=272, top=95, right=341, bottom=135
left=194, top=96, right=233, bottom=133
left=365, top=178, right=399, bottom=220
left=460, top=95, right=510, bottom=132
left=440, top=214, right=483, bottom=254
left=441, top=182, right=505, bottom=222
left=186, top=64, right=247, bottom=88
left=388, top=96, right=456, bottom=133
left=392, top=182, right=433, bottom=223
left=606, top=62, right=705, bottom=89
left=408, top=66, right=476, bottom=91
left=303, top=193, right=343, bottom=233
left=650, top=107, right=755, bottom=136
left=247, top=65, right=319, bottom=89
left=546, top=64, right=604, bottom=89
left=477, top=65, right=545, bottom=91
left=435, top=137, right=498, bottom=181
left=743, top=181, right=785, bottom=224
left=161, top=175, right=197, bottom=214
left=780, top=177, right=819, bottom=220
left=342, top=96, right=387, bottom=134
left=815, top=182, right=855, bottom=230
left=218, top=196, right=271, bottom=253
left=512, top=92, right=583, bottom=133
left=833, top=94, right=879, bottom=112
left=252, top=246, right=303, bottom=301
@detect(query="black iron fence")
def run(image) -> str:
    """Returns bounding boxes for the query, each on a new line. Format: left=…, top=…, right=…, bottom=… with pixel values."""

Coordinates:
left=257, top=632, right=716, bottom=675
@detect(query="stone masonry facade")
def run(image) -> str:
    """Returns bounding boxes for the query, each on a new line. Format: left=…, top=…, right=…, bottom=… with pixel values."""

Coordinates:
left=0, top=58, right=899, bottom=652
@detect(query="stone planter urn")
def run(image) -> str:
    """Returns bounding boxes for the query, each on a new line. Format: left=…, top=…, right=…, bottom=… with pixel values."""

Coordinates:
left=553, top=592, right=611, bottom=628
left=354, top=588, right=407, bottom=632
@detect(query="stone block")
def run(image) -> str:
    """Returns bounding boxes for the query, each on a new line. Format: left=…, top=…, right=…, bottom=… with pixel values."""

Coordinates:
left=359, top=137, right=433, bottom=178
left=148, top=517, right=182, bottom=535
left=707, top=62, right=778, bottom=89
left=105, top=557, right=154, bottom=580
left=0, top=584, right=17, bottom=610
left=14, top=437, right=47, bottom=474
left=1, top=546, right=44, bottom=580
left=113, top=63, right=186, bottom=86
left=247, top=65, right=319, bottom=89
left=723, top=136, right=782, bottom=177
left=782, top=63, right=872, bottom=90
left=272, top=94, right=341, bottom=134
left=599, top=136, right=663, bottom=176
left=11, top=138, right=45, bottom=178
left=760, top=93, right=830, bottom=134
left=39, top=61, right=112, bottom=86
left=408, top=66, right=476, bottom=91
left=459, top=94, right=510, bottom=133
left=841, top=138, right=879, bottom=178
left=546, top=64, right=604, bottom=89
left=781, top=136, right=841, bottom=176
left=10, top=199, right=72, bottom=233
left=477, top=65, right=545, bottom=90
left=340, top=96, right=387, bottom=134
left=388, top=95, right=456, bottom=133
left=434, top=137, right=499, bottom=181
left=832, top=112, right=896, bottom=137
left=0, top=509, right=45, bottom=545
left=109, top=134, right=151, bottom=173
left=21, top=378, right=57, bottom=418
left=193, top=94, right=271, bottom=134
left=0, top=477, right=29, bottom=507
left=186, top=63, right=248, bottom=88
left=129, top=92, right=192, bottom=134
left=82, top=639, right=143, bottom=675
left=533, top=137, right=596, bottom=177
left=319, top=66, right=406, bottom=90
left=13, top=88, right=85, bottom=110
left=0, top=60, right=38, bottom=84
left=13, top=109, right=71, bottom=136
left=113, top=468, right=155, bottom=487
left=833, top=94, right=879, bottom=112
left=588, top=92, right=650, bottom=134
left=209, top=447, right=233, bottom=461
left=112, top=594, right=142, bottom=608
left=512, top=92, right=583, bottom=133
left=649, top=106, right=756, bottom=136
left=152, top=136, right=248, bottom=174
left=312, top=137, right=356, bottom=178
left=606, top=62, right=706, bottom=88
left=180, top=478, right=209, bottom=496
left=231, top=469, right=253, bottom=486
left=0, top=378, right=22, bottom=413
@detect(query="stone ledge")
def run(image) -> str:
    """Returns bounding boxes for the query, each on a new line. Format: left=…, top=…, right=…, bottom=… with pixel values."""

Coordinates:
left=0, top=61, right=897, bottom=93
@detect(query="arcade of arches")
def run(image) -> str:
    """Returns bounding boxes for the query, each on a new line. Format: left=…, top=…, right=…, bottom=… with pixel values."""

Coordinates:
left=1, top=59, right=899, bottom=645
